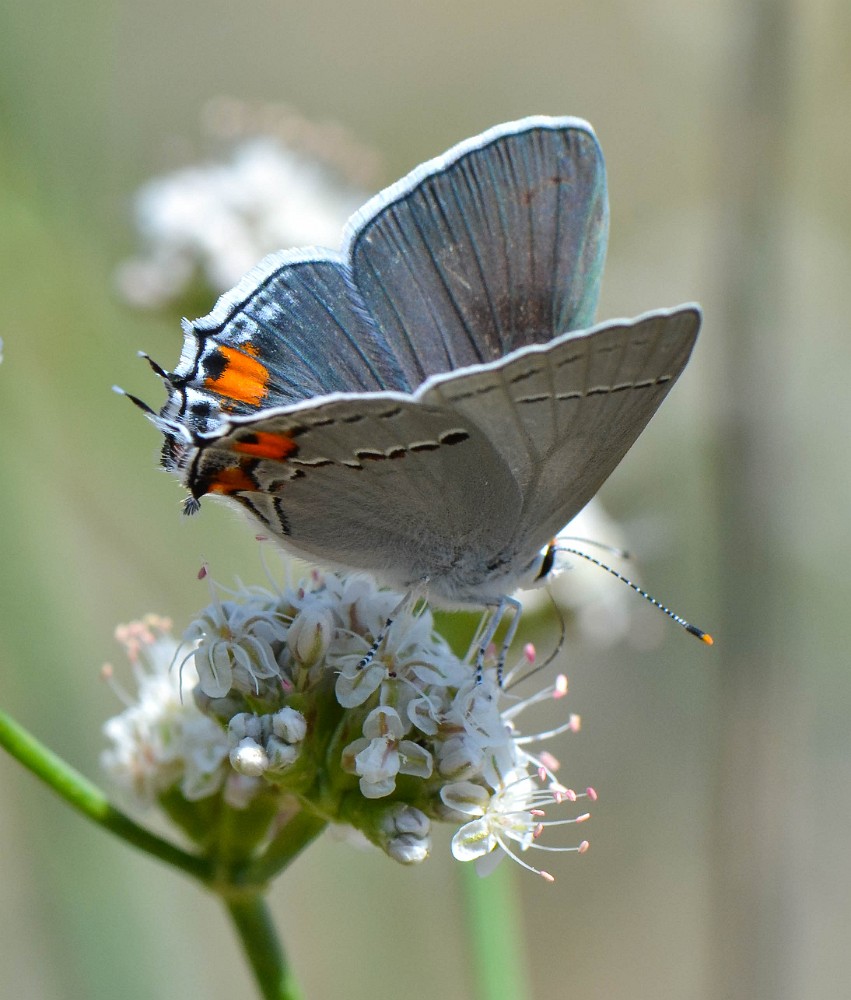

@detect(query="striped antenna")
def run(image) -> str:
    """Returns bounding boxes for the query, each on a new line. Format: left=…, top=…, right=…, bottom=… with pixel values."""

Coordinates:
left=554, top=545, right=714, bottom=645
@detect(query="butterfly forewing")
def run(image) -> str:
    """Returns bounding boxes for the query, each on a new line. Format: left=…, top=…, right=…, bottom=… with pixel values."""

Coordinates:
left=164, top=253, right=409, bottom=432
left=347, top=118, right=608, bottom=388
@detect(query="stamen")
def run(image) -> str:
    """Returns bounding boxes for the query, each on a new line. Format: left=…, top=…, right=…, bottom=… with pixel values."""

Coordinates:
left=514, top=712, right=581, bottom=746
left=495, top=835, right=557, bottom=881
left=501, top=674, right=570, bottom=721
left=100, top=663, right=134, bottom=706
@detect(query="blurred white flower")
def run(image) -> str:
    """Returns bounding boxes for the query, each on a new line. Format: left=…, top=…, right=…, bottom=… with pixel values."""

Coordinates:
left=116, top=122, right=368, bottom=309
left=101, top=615, right=229, bottom=806
left=522, top=500, right=663, bottom=648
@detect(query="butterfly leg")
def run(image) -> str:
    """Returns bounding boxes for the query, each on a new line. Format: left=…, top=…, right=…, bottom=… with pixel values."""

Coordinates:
left=356, top=589, right=419, bottom=671
left=474, top=594, right=522, bottom=686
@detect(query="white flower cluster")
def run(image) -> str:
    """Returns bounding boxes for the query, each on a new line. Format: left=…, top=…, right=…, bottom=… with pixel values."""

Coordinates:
left=102, top=573, right=593, bottom=880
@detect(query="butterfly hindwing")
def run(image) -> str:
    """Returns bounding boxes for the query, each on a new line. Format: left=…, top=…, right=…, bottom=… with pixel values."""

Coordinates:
left=184, top=393, right=521, bottom=595
left=422, top=305, right=701, bottom=555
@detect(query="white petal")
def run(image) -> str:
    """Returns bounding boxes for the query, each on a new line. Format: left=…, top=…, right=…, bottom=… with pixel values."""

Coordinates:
left=441, top=781, right=490, bottom=816
left=359, top=774, right=397, bottom=799
left=271, top=706, right=307, bottom=743
left=362, top=705, right=404, bottom=740
left=451, top=818, right=497, bottom=861
left=397, top=741, right=433, bottom=778
left=335, top=661, right=386, bottom=708
left=355, top=739, right=399, bottom=783
left=438, top=737, right=484, bottom=780
left=386, top=835, right=431, bottom=865
left=407, top=696, right=439, bottom=735
left=340, top=737, right=370, bottom=774
left=195, top=647, right=232, bottom=698
left=229, top=737, right=268, bottom=777
left=266, top=736, right=299, bottom=771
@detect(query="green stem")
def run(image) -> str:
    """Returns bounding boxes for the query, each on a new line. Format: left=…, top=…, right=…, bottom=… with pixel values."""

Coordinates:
left=461, top=863, right=531, bottom=1000
left=240, top=808, right=327, bottom=885
left=0, top=706, right=211, bottom=882
left=225, top=893, right=302, bottom=1000
left=1, top=707, right=313, bottom=999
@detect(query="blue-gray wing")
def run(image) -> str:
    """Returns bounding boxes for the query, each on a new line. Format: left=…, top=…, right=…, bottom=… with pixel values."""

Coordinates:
left=346, top=116, right=608, bottom=388
left=163, top=251, right=409, bottom=434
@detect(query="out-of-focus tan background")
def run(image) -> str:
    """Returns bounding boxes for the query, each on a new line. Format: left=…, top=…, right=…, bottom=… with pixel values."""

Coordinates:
left=1, top=2, right=849, bottom=998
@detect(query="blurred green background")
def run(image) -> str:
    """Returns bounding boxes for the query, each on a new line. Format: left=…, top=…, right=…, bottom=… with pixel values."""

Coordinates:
left=1, top=1, right=849, bottom=998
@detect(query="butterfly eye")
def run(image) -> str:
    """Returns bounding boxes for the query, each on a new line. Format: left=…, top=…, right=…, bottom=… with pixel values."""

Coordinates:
left=534, top=543, right=557, bottom=582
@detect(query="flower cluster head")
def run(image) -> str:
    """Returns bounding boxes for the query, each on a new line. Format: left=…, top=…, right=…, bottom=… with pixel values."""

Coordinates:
left=102, top=569, right=593, bottom=880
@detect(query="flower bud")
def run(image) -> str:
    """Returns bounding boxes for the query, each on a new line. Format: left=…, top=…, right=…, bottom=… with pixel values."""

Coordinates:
left=377, top=805, right=432, bottom=865
left=229, top=737, right=268, bottom=777
left=287, top=605, right=334, bottom=667
left=271, top=706, right=307, bottom=743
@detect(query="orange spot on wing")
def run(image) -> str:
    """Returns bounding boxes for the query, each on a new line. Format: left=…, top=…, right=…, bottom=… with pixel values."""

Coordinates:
left=205, top=345, right=269, bottom=406
left=208, top=465, right=257, bottom=495
left=233, top=432, right=299, bottom=461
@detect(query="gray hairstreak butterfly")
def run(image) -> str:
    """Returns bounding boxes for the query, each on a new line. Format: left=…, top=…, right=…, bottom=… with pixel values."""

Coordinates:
left=122, top=116, right=705, bottom=667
